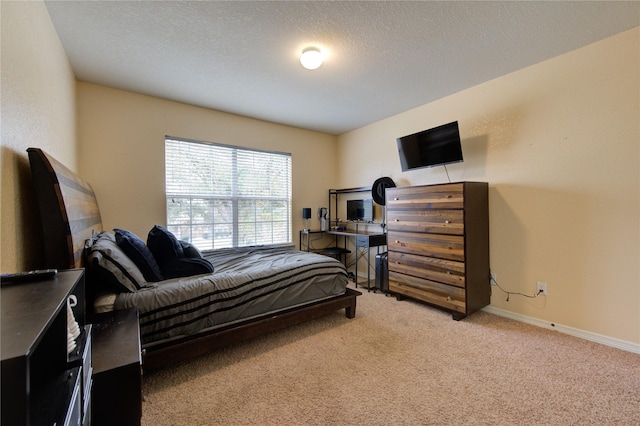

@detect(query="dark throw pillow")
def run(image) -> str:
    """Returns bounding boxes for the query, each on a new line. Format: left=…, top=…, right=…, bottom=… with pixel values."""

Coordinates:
left=147, top=225, right=184, bottom=266
left=161, top=257, right=215, bottom=279
left=180, top=240, right=203, bottom=258
left=84, top=232, right=146, bottom=293
left=114, top=228, right=164, bottom=282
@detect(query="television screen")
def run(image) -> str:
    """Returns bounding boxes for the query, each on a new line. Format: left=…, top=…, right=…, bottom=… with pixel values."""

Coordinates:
left=347, top=199, right=373, bottom=222
left=396, top=121, right=463, bottom=171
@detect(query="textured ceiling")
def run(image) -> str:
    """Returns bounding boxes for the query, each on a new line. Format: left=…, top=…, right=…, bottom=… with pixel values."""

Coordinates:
left=45, top=1, right=639, bottom=135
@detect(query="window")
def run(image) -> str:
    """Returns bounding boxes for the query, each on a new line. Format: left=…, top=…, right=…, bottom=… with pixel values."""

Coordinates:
left=165, top=136, right=292, bottom=250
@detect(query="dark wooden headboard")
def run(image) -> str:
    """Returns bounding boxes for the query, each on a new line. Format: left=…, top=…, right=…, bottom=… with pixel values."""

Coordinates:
left=27, top=148, right=104, bottom=270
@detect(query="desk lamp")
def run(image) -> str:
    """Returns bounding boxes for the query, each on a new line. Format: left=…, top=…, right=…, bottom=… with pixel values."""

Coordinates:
left=302, top=208, right=311, bottom=231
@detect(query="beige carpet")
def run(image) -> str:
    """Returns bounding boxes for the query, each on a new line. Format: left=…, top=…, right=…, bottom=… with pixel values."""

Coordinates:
left=141, top=284, right=639, bottom=425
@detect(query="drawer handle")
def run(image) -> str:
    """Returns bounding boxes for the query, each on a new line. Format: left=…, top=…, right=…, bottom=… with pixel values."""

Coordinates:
left=445, top=220, right=450, bottom=224
left=395, top=240, right=400, bottom=243
left=396, top=261, right=401, bottom=264
left=395, top=219, right=400, bottom=222
left=447, top=195, right=452, bottom=198
left=447, top=296, right=452, bottom=301
left=394, top=197, right=399, bottom=200
left=446, top=271, right=451, bottom=275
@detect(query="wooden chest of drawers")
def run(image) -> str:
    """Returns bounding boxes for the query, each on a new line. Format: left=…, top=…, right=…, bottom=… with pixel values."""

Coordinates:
left=386, top=182, right=490, bottom=320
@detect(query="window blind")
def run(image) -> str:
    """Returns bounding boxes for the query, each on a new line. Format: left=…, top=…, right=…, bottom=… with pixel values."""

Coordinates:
left=165, top=137, right=292, bottom=250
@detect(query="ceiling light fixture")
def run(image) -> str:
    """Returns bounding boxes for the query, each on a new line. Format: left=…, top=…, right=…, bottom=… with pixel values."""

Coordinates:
left=300, top=47, right=323, bottom=70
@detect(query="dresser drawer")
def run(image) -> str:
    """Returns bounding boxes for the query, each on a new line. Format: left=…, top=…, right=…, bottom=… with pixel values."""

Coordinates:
left=387, top=210, right=464, bottom=235
left=389, top=272, right=465, bottom=314
left=387, top=183, right=464, bottom=210
left=388, top=251, right=465, bottom=288
left=387, top=231, right=464, bottom=261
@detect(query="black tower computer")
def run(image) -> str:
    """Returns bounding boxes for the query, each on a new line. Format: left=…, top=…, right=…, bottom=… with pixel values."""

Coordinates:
left=375, top=252, right=388, bottom=293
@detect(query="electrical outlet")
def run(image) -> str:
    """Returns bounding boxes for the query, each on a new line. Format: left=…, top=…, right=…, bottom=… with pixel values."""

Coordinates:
left=536, top=281, right=548, bottom=296
left=490, top=273, right=497, bottom=285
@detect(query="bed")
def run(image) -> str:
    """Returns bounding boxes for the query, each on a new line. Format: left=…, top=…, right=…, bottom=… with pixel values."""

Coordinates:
left=27, top=147, right=360, bottom=371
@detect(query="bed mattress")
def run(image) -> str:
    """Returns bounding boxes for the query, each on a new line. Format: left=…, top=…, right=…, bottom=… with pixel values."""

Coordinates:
left=113, top=246, right=348, bottom=344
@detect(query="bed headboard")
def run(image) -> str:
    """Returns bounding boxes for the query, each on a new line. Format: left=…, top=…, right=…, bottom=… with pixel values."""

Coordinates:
left=27, top=147, right=104, bottom=270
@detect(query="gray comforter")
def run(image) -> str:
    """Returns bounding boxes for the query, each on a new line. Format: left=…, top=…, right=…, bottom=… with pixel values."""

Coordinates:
left=114, top=247, right=348, bottom=344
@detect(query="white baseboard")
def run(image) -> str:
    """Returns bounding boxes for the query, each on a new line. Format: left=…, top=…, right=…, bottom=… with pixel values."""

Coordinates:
left=482, top=306, right=640, bottom=354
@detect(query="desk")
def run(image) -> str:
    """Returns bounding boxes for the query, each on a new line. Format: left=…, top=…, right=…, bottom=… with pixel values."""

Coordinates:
left=299, top=230, right=326, bottom=252
left=326, top=230, right=387, bottom=291
left=299, top=229, right=386, bottom=290
left=300, top=229, right=352, bottom=262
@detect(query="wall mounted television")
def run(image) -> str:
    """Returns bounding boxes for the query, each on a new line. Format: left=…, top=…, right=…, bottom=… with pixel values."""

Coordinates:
left=396, top=121, right=463, bottom=171
left=346, top=199, right=373, bottom=222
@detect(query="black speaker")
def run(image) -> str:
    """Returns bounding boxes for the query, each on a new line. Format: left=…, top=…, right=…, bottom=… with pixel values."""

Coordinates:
left=302, top=208, right=312, bottom=219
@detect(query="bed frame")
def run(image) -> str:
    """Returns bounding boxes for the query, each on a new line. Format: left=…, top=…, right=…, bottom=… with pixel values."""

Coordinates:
left=27, top=147, right=360, bottom=371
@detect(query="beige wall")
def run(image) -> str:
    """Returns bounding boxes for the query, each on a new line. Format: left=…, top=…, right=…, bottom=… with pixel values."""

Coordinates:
left=338, top=28, right=640, bottom=345
left=0, top=1, right=77, bottom=273
left=2, top=0, right=637, bottom=346
left=76, top=83, right=337, bottom=246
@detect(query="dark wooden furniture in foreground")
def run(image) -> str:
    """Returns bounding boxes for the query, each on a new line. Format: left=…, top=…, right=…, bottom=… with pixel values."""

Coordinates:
left=92, top=308, right=142, bottom=426
left=1, top=269, right=91, bottom=425
left=27, top=147, right=361, bottom=371
left=386, top=182, right=490, bottom=320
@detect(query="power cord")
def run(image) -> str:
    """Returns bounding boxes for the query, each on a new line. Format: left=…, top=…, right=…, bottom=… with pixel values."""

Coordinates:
left=490, top=274, right=543, bottom=302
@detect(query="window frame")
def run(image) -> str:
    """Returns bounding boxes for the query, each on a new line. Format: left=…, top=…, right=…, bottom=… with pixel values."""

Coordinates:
left=165, top=136, right=292, bottom=251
